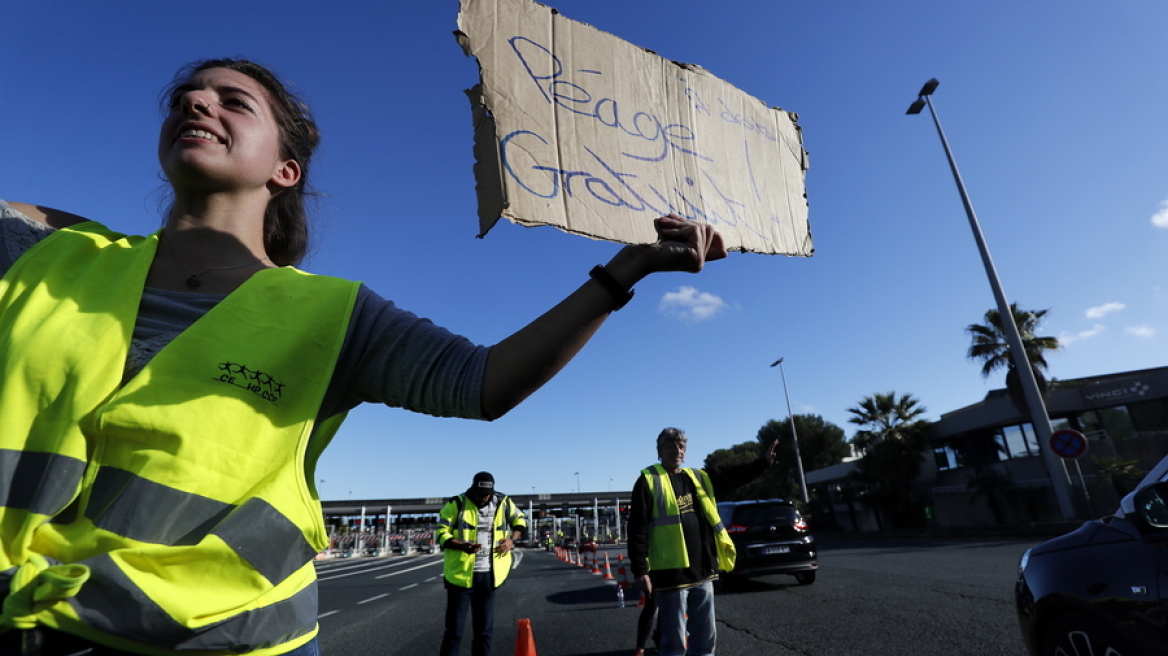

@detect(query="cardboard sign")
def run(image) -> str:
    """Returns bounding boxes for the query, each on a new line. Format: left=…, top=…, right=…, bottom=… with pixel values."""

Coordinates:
left=457, top=0, right=813, bottom=256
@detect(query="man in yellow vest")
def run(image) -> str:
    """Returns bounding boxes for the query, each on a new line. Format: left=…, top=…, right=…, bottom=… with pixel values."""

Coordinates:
left=628, top=428, right=777, bottom=656
left=435, top=472, right=526, bottom=656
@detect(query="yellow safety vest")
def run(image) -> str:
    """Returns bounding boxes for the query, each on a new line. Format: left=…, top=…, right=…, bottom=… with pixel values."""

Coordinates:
left=435, top=494, right=526, bottom=589
left=641, top=464, right=736, bottom=573
left=0, top=223, right=359, bottom=655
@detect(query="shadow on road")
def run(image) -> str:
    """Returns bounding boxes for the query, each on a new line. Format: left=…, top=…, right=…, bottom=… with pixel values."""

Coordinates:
left=715, top=577, right=798, bottom=595
left=545, top=583, right=618, bottom=607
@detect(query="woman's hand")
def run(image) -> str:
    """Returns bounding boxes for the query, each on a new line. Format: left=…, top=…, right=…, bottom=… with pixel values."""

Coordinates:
left=602, top=214, right=727, bottom=288
left=648, top=213, right=728, bottom=273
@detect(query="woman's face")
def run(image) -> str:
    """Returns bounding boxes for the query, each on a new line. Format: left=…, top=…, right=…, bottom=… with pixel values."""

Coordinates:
left=158, top=67, right=300, bottom=196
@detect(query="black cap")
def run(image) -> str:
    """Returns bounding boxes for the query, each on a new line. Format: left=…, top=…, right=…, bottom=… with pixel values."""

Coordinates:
left=467, top=471, right=494, bottom=497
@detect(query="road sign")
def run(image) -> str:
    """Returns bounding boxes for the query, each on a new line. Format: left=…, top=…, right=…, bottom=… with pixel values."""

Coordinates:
left=1049, top=429, right=1089, bottom=460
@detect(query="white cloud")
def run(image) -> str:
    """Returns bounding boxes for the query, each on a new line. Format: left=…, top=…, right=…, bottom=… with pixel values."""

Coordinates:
left=1126, top=324, right=1156, bottom=338
left=1085, top=302, right=1125, bottom=319
left=1153, top=200, right=1168, bottom=228
left=658, top=286, right=727, bottom=322
left=1058, top=324, right=1106, bottom=346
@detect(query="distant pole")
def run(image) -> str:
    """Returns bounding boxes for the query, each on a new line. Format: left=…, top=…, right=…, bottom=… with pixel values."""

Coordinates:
left=575, top=472, right=580, bottom=494
left=614, top=497, right=622, bottom=542
left=771, top=358, right=809, bottom=505
left=593, top=498, right=600, bottom=538
left=906, top=78, right=1076, bottom=520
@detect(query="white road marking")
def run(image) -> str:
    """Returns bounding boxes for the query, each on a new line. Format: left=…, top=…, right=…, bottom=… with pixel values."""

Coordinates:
left=317, top=556, right=441, bottom=582
left=375, top=560, right=442, bottom=579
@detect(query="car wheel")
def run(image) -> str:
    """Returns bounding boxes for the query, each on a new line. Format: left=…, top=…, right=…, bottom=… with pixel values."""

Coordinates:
left=794, top=571, right=816, bottom=585
left=1042, top=613, right=1140, bottom=656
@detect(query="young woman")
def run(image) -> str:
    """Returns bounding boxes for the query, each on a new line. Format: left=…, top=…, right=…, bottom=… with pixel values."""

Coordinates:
left=0, top=59, right=726, bottom=656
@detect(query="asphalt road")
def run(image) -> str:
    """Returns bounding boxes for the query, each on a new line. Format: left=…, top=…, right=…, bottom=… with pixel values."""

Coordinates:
left=315, top=537, right=1040, bottom=655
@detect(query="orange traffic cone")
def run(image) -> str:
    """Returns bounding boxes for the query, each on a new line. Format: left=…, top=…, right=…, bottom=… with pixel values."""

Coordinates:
left=590, top=551, right=602, bottom=575
left=515, top=618, right=537, bottom=656
left=615, top=556, right=628, bottom=589
left=601, top=553, right=614, bottom=580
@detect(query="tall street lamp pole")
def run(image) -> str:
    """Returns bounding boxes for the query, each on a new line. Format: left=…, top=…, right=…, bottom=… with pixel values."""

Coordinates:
left=771, top=357, right=809, bottom=505
left=906, top=79, right=1076, bottom=520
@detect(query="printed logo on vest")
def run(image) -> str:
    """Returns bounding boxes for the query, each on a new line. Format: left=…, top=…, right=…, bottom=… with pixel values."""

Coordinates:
left=215, top=361, right=285, bottom=405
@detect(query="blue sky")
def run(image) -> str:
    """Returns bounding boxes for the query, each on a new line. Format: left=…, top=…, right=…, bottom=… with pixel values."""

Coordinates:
left=5, top=1, right=1166, bottom=501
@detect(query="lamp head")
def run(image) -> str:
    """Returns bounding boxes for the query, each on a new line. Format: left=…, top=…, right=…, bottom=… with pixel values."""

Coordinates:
left=906, top=78, right=939, bottom=115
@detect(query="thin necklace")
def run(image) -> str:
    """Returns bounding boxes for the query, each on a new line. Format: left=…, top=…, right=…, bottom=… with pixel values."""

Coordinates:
left=162, top=234, right=270, bottom=289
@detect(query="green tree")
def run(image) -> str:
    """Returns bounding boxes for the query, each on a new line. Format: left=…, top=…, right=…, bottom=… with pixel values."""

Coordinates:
left=967, top=469, right=1014, bottom=525
left=1091, top=455, right=1143, bottom=498
left=966, top=303, right=1060, bottom=410
left=847, top=392, right=930, bottom=529
left=849, top=392, right=928, bottom=455
left=704, top=414, right=849, bottom=504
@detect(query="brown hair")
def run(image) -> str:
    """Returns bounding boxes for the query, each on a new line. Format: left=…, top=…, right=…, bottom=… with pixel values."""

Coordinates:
left=162, top=58, right=320, bottom=266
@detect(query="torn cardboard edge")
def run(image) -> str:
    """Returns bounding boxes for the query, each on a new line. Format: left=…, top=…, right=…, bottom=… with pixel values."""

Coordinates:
left=456, top=0, right=813, bottom=257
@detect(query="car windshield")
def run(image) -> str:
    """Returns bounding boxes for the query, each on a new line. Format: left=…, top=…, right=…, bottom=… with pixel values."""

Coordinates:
left=732, top=504, right=796, bottom=525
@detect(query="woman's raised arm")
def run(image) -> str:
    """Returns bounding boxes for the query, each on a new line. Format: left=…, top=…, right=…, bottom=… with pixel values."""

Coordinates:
left=480, top=214, right=726, bottom=420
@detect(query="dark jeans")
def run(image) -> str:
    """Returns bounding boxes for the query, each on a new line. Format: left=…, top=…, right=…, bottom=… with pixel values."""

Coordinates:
left=284, top=637, right=322, bottom=656
left=439, top=572, right=496, bottom=656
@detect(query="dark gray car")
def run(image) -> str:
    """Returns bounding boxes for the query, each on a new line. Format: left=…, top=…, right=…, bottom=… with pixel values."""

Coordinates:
left=716, top=499, right=818, bottom=585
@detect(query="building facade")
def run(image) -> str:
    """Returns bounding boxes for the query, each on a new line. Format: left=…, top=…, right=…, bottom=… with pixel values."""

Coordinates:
left=809, top=366, right=1168, bottom=530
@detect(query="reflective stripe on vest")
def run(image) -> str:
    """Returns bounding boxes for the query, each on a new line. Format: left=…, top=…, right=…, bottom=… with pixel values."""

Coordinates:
left=71, top=466, right=314, bottom=585
left=641, top=464, right=736, bottom=573
left=71, top=556, right=318, bottom=652
left=0, top=450, right=86, bottom=516
left=0, top=223, right=359, bottom=654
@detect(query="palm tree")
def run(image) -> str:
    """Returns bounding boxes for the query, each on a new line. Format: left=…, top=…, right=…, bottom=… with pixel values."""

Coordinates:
left=848, top=391, right=928, bottom=454
left=966, top=303, right=1059, bottom=410
left=847, top=392, right=930, bottom=528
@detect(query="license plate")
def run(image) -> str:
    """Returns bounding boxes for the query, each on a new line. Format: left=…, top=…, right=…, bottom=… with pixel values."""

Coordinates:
left=760, top=546, right=790, bottom=555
